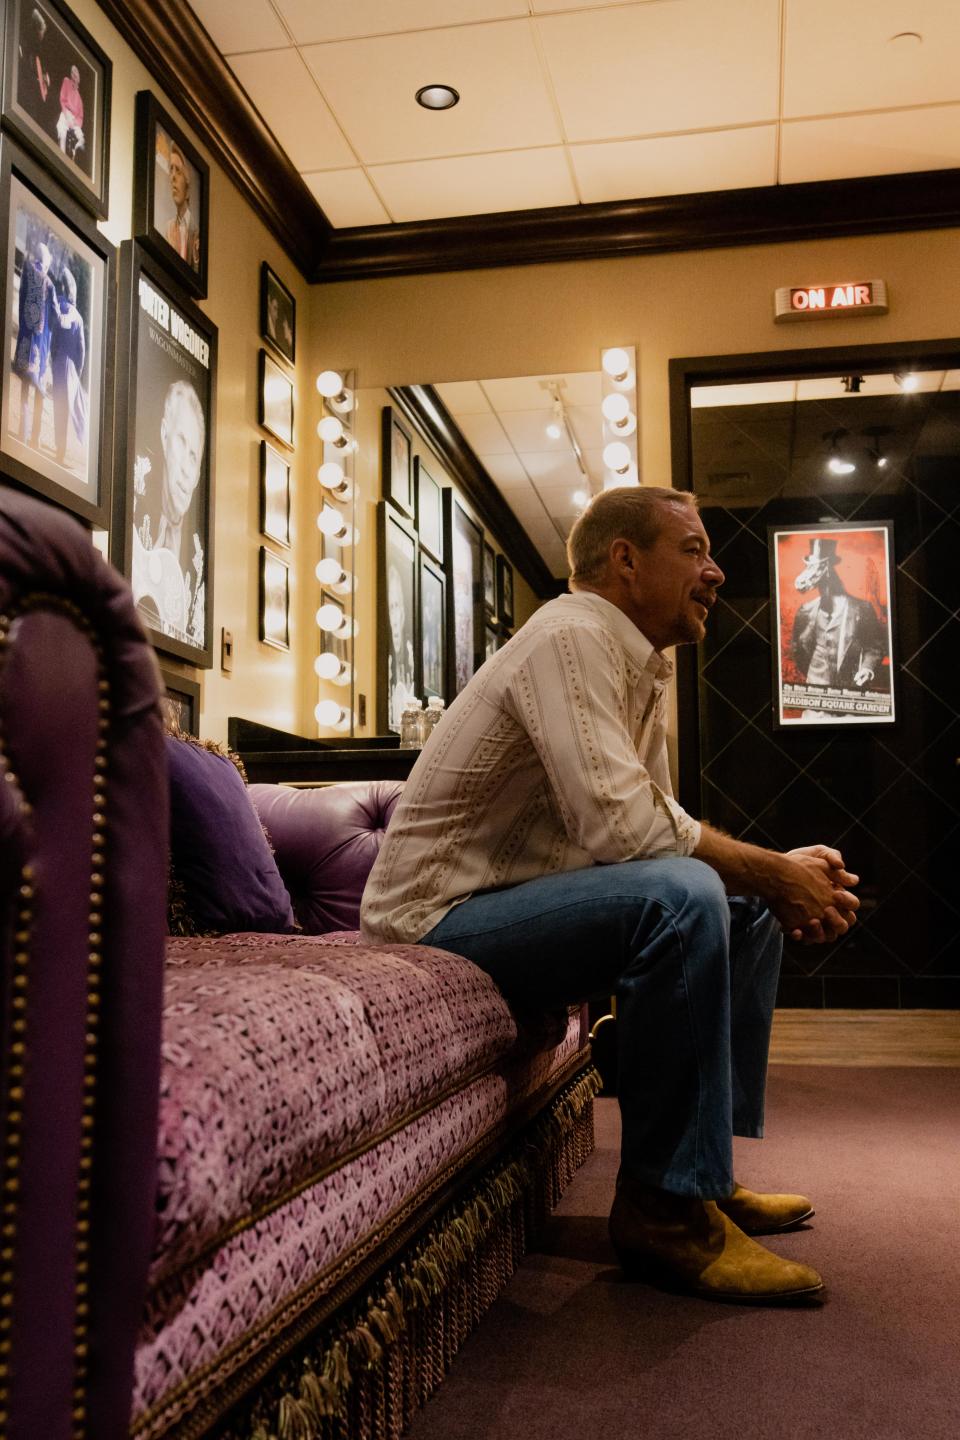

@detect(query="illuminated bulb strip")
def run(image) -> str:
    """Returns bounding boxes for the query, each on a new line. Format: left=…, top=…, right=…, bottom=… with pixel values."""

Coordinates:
left=318, top=461, right=352, bottom=499
left=314, top=652, right=352, bottom=684
left=315, top=699, right=352, bottom=730
left=315, top=558, right=351, bottom=594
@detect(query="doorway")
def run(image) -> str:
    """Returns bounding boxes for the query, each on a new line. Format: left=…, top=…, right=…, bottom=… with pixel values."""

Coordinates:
left=670, top=340, right=960, bottom=1008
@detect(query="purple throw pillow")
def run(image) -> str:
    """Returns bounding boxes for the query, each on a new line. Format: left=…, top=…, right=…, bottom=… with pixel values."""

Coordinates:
left=166, top=736, right=295, bottom=933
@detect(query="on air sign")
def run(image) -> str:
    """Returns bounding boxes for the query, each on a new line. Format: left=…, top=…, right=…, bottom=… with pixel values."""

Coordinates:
left=774, top=279, right=888, bottom=322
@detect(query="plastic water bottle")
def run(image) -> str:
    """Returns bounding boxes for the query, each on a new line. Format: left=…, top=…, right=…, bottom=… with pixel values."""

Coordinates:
left=420, top=695, right=445, bottom=744
left=399, top=701, right=423, bottom=749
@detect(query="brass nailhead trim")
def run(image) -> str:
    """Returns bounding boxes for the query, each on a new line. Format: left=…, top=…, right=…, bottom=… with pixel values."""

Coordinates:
left=0, top=598, right=110, bottom=1439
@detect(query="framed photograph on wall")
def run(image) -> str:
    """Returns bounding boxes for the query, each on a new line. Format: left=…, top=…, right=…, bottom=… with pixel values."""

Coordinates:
left=419, top=552, right=446, bottom=703
left=259, top=546, right=290, bottom=651
left=260, top=261, right=294, bottom=365
left=0, top=0, right=111, bottom=218
left=377, top=501, right=419, bottom=734
left=0, top=137, right=114, bottom=528
left=443, top=490, right=484, bottom=698
left=381, top=404, right=413, bottom=518
left=769, top=521, right=896, bottom=728
left=158, top=667, right=200, bottom=736
left=132, top=90, right=209, bottom=300
left=259, top=348, right=293, bottom=449
left=111, top=241, right=217, bottom=668
left=414, top=453, right=443, bottom=563
left=482, top=540, right=496, bottom=616
left=496, top=553, right=514, bottom=627
left=259, top=439, right=290, bottom=547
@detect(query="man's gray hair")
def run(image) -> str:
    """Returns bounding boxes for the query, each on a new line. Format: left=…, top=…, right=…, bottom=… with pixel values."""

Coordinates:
left=567, top=486, right=698, bottom=585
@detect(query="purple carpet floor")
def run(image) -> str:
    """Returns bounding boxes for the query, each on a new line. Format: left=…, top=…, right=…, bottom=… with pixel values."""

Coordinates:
left=408, top=1067, right=960, bottom=1440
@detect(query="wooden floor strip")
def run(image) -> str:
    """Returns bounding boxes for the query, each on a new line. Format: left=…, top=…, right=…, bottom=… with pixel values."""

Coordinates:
left=769, top=1009, right=960, bottom=1067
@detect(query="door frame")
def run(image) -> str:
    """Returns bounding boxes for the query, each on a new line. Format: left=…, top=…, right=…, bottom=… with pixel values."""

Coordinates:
left=667, top=335, right=960, bottom=814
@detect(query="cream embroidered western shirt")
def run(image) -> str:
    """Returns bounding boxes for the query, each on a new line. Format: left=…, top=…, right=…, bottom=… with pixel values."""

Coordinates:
left=360, top=591, right=701, bottom=945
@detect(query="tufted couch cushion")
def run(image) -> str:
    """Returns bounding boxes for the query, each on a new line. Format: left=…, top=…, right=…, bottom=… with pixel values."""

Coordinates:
left=249, top=780, right=403, bottom=933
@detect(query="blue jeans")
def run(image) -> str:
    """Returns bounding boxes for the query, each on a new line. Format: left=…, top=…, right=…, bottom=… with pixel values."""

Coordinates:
left=420, top=859, right=783, bottom=1199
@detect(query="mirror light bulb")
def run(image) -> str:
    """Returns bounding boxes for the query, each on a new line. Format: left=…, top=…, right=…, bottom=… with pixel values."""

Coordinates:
left=602, top=347, right=631, bottom=382
left=317, top=415, right=344, bottom=444
left=601, top=393, right=630, bottom=423
left=315, top=699, right=346, bottom=728
left=317, top=505, right=347, bottom=537
left=315, top=558, right=351, bottom=592
left=603, top=440, right=632, bottom=472
left=318, top=462, right=351, bottom=499
left=316, top=602, right=347, bottom=633
left=316, top=370, right=344, bottom=398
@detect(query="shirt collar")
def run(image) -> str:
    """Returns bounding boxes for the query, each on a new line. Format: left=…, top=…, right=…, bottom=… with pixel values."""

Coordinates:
left=555, top=591, right=674, bottom=682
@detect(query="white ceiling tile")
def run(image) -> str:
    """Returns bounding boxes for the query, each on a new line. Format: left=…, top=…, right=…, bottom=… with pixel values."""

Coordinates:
left=567, top=405, right=602, bottom=452
left=557, top=372, right=603, bottom=407
left=191, top=0, right=289, bottom=52
left=538, top=0, right=780, bottom=143
left=480, top=453, right=530, bottom=488
left=781, top=107, right=960, bottom=184
left=483, top=374, right=563, bottom=410
left=532, top=0, right=626, bottom=10
left=302, top=169, right=390, bottom=226
left=582, top=447, right=607, bottom=483
left=572, top=125, right=776, bottom=203
left=301, top=22, right=561, bottom=164
left=506, top=492, right=552, bottom=523
left=499, top=408, right=572, bottom=451
left=525, top=452, right=585, bottom=486
left=436, top=380, right=492, bottom=414
left=455, top=411, right=514, bottom=455
left=784, top=0, right=960, bottom=118
left=228, top=50, right=355, bottom=170
left=275, top=1, right=528, bottom=45
left=369, top=148, right=575, bottom=222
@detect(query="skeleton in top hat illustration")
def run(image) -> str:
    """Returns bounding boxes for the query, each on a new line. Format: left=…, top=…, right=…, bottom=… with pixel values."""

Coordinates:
left=791, top=535, right=886, bottom=691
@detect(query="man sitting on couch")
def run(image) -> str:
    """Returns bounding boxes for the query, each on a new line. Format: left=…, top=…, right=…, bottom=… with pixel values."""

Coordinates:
left=361, top=486, right=859, bottom=1304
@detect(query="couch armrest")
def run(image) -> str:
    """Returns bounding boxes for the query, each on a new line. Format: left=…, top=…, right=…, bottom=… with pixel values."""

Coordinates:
left=0, top=491, right=167, bottom=1440
left=249, top=780, right=403, bottom=933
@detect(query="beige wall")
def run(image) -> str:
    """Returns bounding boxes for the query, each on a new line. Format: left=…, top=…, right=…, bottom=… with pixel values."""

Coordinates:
left=73, top=0, right=316, bottom=745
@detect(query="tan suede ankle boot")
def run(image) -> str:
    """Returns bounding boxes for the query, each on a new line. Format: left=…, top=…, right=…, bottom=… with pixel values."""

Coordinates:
left=609, top=1181, right=823, bottom=1304
left=716, top=1182, right=814, bottom=1235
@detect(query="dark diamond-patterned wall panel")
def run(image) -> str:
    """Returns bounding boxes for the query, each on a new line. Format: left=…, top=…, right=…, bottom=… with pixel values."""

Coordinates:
left=685, top=378, right=960, bottom=1008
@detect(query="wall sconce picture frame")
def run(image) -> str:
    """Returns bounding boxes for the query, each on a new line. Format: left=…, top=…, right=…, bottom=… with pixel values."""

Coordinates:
left=132, top=90, right=209, bottom=299
left=482, top=540, right=496, bottom=616
left=443, top=490, right=484, bottom=698
left=377, top=501, right=419, bottom=733
left=259, top=546, right=290, bottom=651
left=259, top=439, right=290, bottom=547
left=0, top=137, right=114, bottom=529
left=496, top=553, right=514, bottom=628
left=414, top=453, right=443, bottom=563
left=381, top=404, right=413, bottom=518
left=158, top=667, right=200, bottom=736
left=419, top=552, right=446, bottom=703
left=259, top=348, right=293, bottom=449
left=0, top=0, right=112, bottom=218
left=769, top=521, right=896, bottom=729
left=111, top=240, right=217, bottom=669
left=260, top=260, right=295, bottom=365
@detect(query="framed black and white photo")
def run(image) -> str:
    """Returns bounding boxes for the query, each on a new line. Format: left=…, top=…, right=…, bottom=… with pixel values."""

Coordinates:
left=381, top=404, right=413, bottom=518
left=260, top=261, right=294, bottom=365
left=443, top=490, right=484, bottom=698
left=496, top=553, right=515, bottom=627
left=158, top=667, right=200, bottom=736
left=419, top=552, right=446, bottom=704
left=769, top=521, right=896, bottom=729
left=483, top=539, right=496, bottom=615
left=0, top=137, right=114, bottom=528
left=0, top=0, right=111, bottom=218
left=414, top=452, right=443, bottom=563
left=111, top=241, right=217, bottom=668
left=485, top=620, right=498, bottom=661
left=377, top=502, right=418, bottom=733
left=259, top=439, right=290, bottom=547
left=259, top=348, right=293, bottom=449
left=133, top=90, right=209, bottom=300
left=259, top=546, right=289, bottom=651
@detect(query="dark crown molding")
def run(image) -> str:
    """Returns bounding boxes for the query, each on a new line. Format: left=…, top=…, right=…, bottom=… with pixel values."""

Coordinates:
left=103, top=2, right=960, bottom=285
left=97, top=0, right=328, bottom=278
left=394, top=386, right=562, bottom=600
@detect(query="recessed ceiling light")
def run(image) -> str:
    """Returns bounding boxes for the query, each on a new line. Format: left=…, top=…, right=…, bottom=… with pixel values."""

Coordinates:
left=546, top=422, right=562, bottom=440
left=415, top=84, right=460, bottom=111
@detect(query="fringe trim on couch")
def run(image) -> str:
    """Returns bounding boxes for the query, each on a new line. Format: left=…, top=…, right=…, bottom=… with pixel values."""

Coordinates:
left=219, top=1066, right=601, bottom=1440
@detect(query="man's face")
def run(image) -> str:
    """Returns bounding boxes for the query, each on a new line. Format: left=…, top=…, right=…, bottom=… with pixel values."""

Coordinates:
left=621, top=502, right=725, bottom=651
left=169, top=149, right=189, bottom=211
left=160, top=395, right=203, bottom=526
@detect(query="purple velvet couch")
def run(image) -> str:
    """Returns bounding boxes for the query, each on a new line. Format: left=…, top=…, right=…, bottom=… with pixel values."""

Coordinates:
left=0, top=488, right=598, bottom=1440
